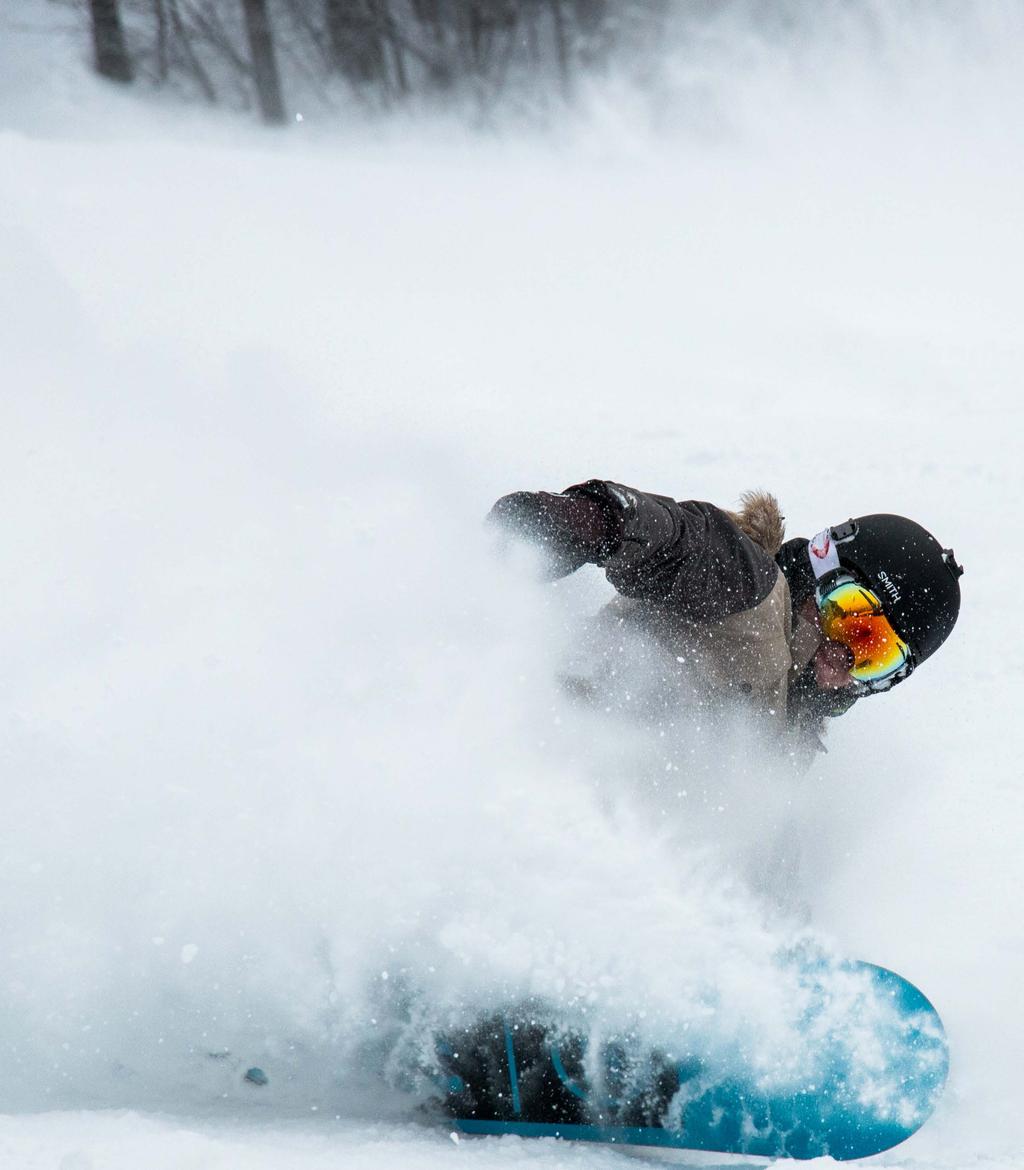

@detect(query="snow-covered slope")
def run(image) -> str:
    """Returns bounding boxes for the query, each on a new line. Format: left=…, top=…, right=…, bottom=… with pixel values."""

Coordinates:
left=1, top=3, right=1022, bottom=1167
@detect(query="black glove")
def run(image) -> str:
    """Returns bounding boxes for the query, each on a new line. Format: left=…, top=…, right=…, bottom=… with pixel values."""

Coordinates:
left=487, top=488, right=621, bottom=579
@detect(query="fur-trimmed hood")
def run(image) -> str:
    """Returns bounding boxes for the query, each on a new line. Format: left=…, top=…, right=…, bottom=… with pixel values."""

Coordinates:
left=725, top=491, right=786, bottom=556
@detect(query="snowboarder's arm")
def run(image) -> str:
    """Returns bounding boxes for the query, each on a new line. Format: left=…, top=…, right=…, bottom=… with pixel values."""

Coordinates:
left=570, top=481, right=779, bottom=621
left=489, top=480, right=779, bottom=621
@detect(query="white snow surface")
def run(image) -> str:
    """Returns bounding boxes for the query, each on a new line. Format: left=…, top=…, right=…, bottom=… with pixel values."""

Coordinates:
left=1, top=2, right=1023, bottom=1167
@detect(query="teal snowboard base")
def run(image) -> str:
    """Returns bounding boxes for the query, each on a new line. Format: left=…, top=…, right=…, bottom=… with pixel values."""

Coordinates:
left=435, top=960, right=949, bottom=1161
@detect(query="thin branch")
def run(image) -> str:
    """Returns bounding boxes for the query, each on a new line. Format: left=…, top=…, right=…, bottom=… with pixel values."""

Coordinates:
left=166, top=0, right=217, bottom=101
left=179, top=0, right=253, bottom=78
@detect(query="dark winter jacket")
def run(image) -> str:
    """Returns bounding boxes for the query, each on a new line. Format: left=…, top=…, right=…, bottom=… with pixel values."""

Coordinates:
left=562, top=480, right=854, bottom=758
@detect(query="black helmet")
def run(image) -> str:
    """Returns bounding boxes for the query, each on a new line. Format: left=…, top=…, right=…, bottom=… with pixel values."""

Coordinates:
left=812, top=514, right=963, bottom=670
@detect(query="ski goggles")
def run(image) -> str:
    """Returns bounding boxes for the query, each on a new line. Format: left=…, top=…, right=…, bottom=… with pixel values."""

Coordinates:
left=814, top=575, right=913, bottom=691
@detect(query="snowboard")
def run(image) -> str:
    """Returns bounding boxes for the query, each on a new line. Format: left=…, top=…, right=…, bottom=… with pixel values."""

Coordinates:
left=433, top=959, right=949, bottom=1161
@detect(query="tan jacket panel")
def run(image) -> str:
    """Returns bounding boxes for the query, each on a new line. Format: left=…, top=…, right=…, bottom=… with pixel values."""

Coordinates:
left=602, top=571, right=822, bottom=738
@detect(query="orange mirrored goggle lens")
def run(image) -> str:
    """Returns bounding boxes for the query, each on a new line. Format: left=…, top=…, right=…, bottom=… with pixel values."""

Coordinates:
left=816, top=579, right=911, bottom=684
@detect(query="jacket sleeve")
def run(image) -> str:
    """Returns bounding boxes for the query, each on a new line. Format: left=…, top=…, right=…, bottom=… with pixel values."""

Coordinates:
left=567, top=480, right=780, bottom=623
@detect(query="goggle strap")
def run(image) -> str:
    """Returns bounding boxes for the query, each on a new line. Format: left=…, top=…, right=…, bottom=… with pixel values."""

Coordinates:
left=807, top=528, right=842, bottom=580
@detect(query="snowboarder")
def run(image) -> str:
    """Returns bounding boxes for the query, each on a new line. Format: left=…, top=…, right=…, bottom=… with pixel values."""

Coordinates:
left=489, top=480, right=963, bottom=762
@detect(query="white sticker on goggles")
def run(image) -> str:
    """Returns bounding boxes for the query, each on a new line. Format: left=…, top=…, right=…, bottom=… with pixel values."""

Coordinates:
left=808, top=529, right=841, bottom=580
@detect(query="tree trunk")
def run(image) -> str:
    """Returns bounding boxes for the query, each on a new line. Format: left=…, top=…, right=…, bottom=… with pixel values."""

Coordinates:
left=241, top=0, right=286, bottom=124
left=153, top=0, right=168, bottom=82
left=549, top=0, right=571, bottom=100
left=381, top=1, right=409, bottom=95
left=88, top=0, right=134, bottom=83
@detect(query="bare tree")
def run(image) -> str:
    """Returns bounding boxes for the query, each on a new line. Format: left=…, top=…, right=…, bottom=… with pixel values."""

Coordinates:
left=548, top=0, right=570, bottom=98
left=167, top=0, right=218, bottom=103
left=150, top=0, right=168, bottom=81
left=77, top=0, right=669, bottom=124
left=325, top=0, right=387, bottom=85
left=88, top=0, right=134, bottom=83
left=240, top=0, right=286, bottom=123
